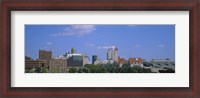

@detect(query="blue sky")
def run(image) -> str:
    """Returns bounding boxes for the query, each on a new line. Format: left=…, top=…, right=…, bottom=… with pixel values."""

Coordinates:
left=25, top=25, right=175, bottom=61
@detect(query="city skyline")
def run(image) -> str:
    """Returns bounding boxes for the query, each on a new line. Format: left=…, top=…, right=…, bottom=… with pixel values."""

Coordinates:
left=25, top=25, right=175, bottom=61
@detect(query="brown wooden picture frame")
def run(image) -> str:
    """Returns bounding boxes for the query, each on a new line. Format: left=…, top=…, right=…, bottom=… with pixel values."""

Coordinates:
left=0, top=0, right=199, bottom=97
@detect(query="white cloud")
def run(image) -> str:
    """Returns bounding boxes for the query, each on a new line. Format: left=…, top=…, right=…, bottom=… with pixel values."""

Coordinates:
left=52, top=25, right=96, bottom=36
left=46, top=42, right=52, bottom=45
left=98, top=45, right=116, bottom=49
left=157, top=44, right=165, bottom=48
left=85, top=43, right=95, bottom=46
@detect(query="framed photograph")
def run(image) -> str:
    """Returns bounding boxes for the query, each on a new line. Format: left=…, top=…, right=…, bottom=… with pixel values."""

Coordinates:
left=1, top=0, right=199, bottom=97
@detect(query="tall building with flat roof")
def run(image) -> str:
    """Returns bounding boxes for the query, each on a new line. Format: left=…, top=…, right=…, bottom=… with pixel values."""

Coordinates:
left=39, top=50, right=52, bottom=61
left=67, top=54, right=84, bottom=67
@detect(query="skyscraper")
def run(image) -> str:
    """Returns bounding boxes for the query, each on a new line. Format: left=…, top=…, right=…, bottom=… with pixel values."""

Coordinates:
left=107, top=46, right=118, bottom=63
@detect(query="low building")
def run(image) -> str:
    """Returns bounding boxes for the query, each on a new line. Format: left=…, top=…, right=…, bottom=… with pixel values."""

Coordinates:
left=49, top=59, right=67, bottom=72
left=94, top=60, right=109, bottom=65
left=94, top=60, right=101, bottom=65
left=108, top=60, right=114, bottom=64
left=151, top=59, right=171, bottom=63
left=118, top=58, right=127, bottom=67
left=101, top=60, right=109, bottom=65
left=129, top=58, right=143, bottom=67
left=25, top=60, right=47, bottom=70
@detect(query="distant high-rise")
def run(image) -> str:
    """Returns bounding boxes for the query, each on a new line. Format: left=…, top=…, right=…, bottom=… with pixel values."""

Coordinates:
left=114, top=47, right=118, bottom=62
left=92, top=55, right=98, bottom=64
left=83, top=54, right=90, bottom=66
left=107, top=46, right=118, bottom=63
left=71, top=48, right=76, bottom=54
left=107, top=48, right=113, bottom=61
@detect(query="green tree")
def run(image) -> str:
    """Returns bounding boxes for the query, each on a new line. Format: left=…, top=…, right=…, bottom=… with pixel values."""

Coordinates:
left=143, top=68, right=151, bottom=73
left=83, top=67, right=90, bottom=73
left=41, top=67, right=49, bottom=73
left=34, top=67, right=41, bottom=73
left=50, top=68, right=60, bottom=73
left=78, top=68, right=83, bottom=73
left=69, top=68, right=77, bottom=73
